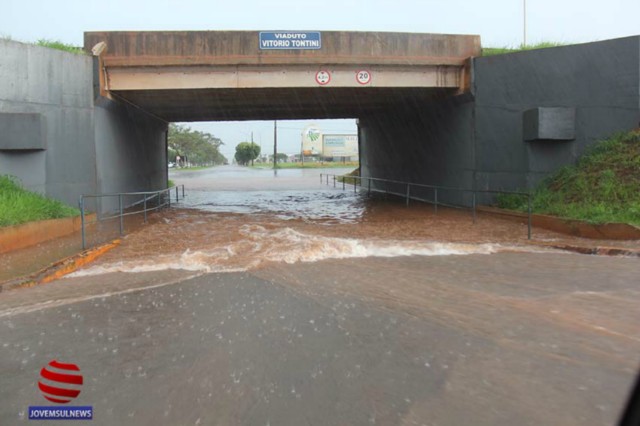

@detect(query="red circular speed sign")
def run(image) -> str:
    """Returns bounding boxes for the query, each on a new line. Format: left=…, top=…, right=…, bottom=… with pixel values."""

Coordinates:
left=315, top=70, right=331, bottom=85
left=356, top=70, right=372, bottom=85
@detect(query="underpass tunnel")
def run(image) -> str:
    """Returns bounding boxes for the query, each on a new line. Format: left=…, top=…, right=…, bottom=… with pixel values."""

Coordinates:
left=108, top=84, right=470, bottom=206
left=358, top=90, right=475, bottom=207
left=81, top=30, right=479, bottom=209
left=85, top=31, right=640, bottom=212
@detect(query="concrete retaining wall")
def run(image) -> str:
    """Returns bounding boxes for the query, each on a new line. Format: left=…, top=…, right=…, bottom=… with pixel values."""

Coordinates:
left=94, top=98, right=167, bottom=212
left=473, top=36, right=640, bottom=193
left=360, top=93, right=474, bottom=205
left=0, top=39, right=167, bottom=212
left=0, top=40, right=96, bottom=203
left=362, top=36, right=640, bottom=206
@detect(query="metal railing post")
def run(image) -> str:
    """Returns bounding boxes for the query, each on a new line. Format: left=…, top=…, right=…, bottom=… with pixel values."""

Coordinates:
left=118, top=194, right=124, bottom=236
left=406, top=183, right=411, bottom=206
left=326, top=174, right=329, bottom=185
left=320, top=173, right=323, bottom=184
left=79, top=197, right=86, bottom=250
left=368, top=178, right=371, bottom=197
left=182, top=184, right=185, bottom=199
left=168, top=189, right=171, bottom=208
left=528, top=193, right=532, bottom=240
left=342, top=176, right=345, bottom=190
left=472, top=191, right=477, bottom=224
left=333, top=175, right=336, bottom=188
left=354, top=177, right=357, bottom=194
left=175, top=186, right=179, bottom=203
left=434, top=188, right=438, bottom=214
left=143, top=194, right=147, bottom=223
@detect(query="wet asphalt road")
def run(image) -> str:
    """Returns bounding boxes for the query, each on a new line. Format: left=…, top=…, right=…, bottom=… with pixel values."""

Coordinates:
left=2, top=166, right=639, bottom=425
left=1, top=252, right=639, bottom=426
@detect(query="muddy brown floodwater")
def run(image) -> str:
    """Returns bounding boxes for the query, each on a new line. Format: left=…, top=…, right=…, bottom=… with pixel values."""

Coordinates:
left=75, top=166, right=637, bottom=276
left=1, top=165, right=639, bottom=425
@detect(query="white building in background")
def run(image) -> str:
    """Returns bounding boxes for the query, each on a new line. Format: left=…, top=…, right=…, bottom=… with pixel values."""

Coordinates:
left=301, top=124, right=358, bottom=162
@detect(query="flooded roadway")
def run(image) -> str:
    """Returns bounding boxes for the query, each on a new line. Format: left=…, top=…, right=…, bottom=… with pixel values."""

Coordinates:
left=1, top=165, right=639, bottom=425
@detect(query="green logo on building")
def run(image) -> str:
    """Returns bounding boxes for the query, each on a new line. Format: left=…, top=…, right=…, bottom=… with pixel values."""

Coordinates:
left=306, top=128, right=320, bottom=142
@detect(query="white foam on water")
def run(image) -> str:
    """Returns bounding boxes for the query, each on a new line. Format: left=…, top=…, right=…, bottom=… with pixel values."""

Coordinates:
left=71, top=226, right=517, bottom=277
left=69, top=250, right=252, bottom=277
left=242, top=225, right=502, bottom=263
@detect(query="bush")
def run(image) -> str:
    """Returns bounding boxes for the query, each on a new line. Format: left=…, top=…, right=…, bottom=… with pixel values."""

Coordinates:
left=0, top=176, right=79, bottom=227
left=35, top=39, right=85, bottom=55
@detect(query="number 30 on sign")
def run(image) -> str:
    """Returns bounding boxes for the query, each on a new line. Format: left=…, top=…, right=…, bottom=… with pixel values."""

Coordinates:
left=356, top=70, right=372, bottom=85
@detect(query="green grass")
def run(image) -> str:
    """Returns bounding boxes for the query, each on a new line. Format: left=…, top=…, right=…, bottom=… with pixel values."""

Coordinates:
left=483, top=42, right=566, bottom=57
left=0, top=35, right=85, bottom=55
left=35, top=39, right=85, bottom=55
left=167, top=179, right=176, bottom=188
left=0, top=176, right=80, bottom=227
left=252, top=161, right=359, bottom=170
left=336, top=168, right=361, bottom=185
left=496, top=131, right=640, bottom=225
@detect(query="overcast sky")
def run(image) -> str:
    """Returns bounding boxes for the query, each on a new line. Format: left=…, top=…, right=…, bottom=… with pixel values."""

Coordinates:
left=3, top=0, right=639, bottom=159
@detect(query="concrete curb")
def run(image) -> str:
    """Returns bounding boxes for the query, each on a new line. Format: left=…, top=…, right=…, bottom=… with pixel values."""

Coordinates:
left=478, top=206, right=640, bottom=240
left=532, top=242, right=640, bottom=258
left=0, top=240, right=120, bottom=292
left=0, top=214, right=96, bottom=254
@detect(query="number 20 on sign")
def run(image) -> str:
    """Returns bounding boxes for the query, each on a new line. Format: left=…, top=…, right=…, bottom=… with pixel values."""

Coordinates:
left=356, top=70, right=372, bottom=85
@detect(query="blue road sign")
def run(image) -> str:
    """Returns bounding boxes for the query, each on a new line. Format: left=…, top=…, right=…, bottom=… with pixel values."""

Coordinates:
left=259, top=32, right=322, bottom=50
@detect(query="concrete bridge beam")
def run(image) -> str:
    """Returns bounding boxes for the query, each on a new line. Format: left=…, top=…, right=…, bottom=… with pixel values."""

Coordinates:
left=84, top=31, right=479, bottom=122
left=106, top=65, right=463, bottom=91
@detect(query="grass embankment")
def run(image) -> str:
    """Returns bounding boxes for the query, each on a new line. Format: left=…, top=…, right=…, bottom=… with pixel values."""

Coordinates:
left=35, top=39, right=85, bottom=55
left=1, top=36, right=85, bottom=55
left=253, top=162, right=359, bottom=170
left=483, top=42, right=566, bottom=57
left=497, top=131, right=640, bottom=225
left=336, top=168, right=361, bottom=185
left=0, top=176, right=79, bottom=227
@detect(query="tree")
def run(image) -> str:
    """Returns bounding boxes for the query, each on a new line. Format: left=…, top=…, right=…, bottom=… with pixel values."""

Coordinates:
left=168, top=124, right=227, bottom=166
left=234, top=142, right=260, bottom=166
left=269, top=153, right=289, bottom=163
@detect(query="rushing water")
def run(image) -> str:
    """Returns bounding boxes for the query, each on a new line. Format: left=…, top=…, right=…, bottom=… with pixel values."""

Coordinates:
left=72, top=165, right=566, bottom=277
left=4, top=165, right=640, bottom=426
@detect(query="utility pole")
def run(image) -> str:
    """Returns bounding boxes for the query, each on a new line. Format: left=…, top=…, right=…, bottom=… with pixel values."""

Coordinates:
left=251, top=131, right=254, bottom=167
left=273, top=120, right=278, bottom=169
left=300, top=131, right=304, bottom=166
left=523, top=0, right=527, bottom=47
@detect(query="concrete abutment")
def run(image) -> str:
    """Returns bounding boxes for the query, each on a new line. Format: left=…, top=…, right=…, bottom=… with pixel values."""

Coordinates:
left=360, top=36, right=640, bottom=206
left=0, top=39, right=167, bottom=212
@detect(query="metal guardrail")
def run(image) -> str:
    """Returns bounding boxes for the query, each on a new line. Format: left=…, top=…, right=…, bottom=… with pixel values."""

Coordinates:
left=320, top=173, right=532, bottom=240
left=78, top=185, right=185, bottom=249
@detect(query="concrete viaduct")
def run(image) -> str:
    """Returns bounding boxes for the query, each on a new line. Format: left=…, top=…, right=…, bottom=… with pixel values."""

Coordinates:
left=84, top=31, right=478, bottom=122
left=1, top=31, right=639, bottom=210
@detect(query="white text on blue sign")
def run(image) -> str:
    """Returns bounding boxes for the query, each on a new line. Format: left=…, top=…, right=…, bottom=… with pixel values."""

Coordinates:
left=259, top=32, right=322, bottom=50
